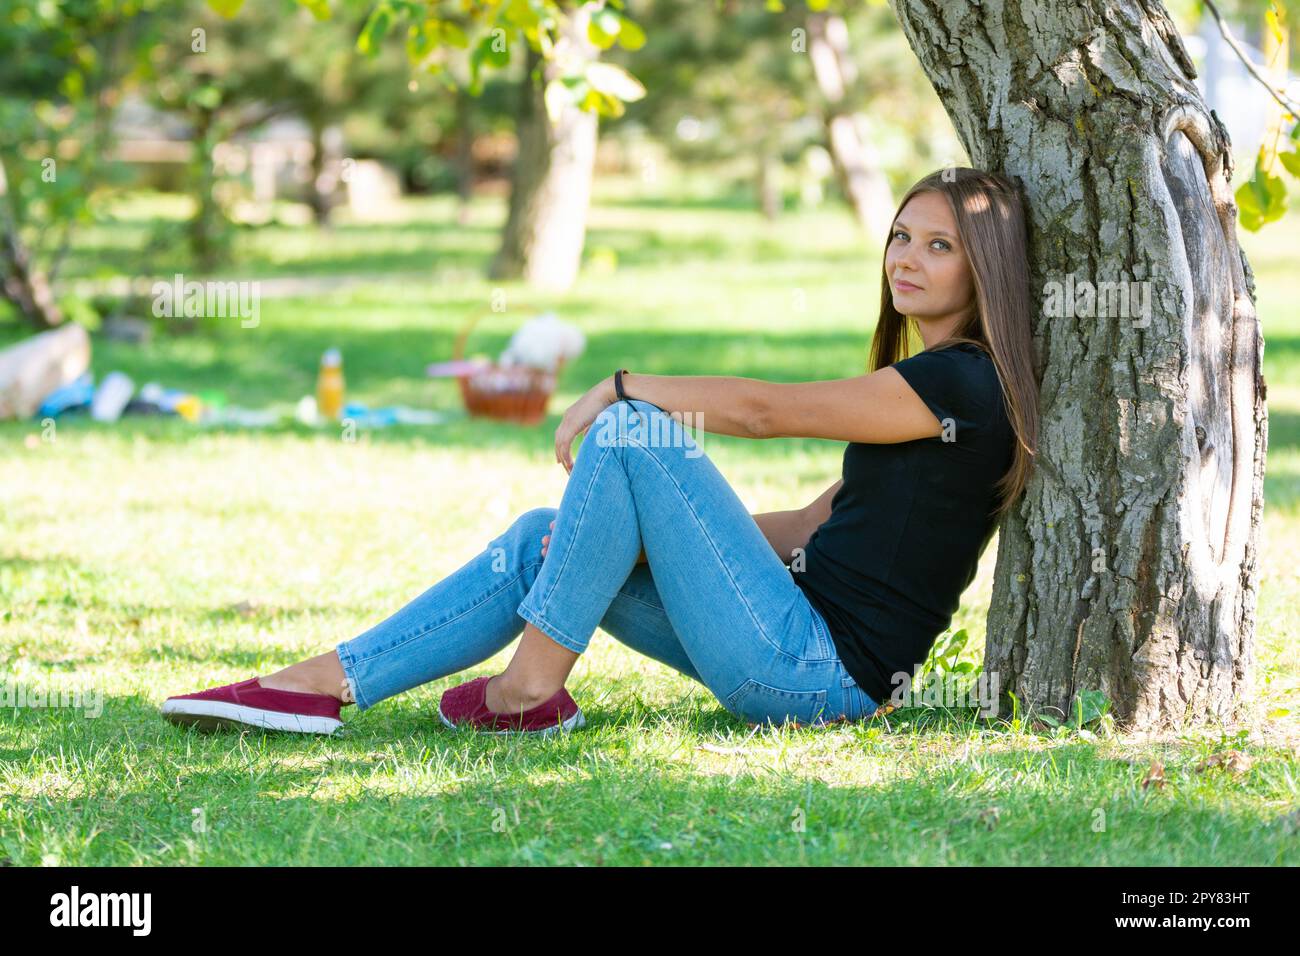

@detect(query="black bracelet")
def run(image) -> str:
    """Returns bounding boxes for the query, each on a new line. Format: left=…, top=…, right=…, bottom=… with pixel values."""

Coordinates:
left=614, top=368, right=630, bottom=401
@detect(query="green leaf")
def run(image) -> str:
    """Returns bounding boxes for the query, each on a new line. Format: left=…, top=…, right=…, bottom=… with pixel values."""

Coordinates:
left=441, top=21, right=469, bottom=49
left=486, top=33, right=512, bottom=66
left=584, top=61, right=645, bottom=102
left=1236, top=153, right=1288, bottom=231
left=468, top=42, right=485, bottom=92
left=617, top=17, right=646, bottom=50
left=469, top=26, right=511, bottom=91
left=1237, top=179, right=1262, bottom=230
left=588, top=89, right=625, bottom=117
left=407, top=21, right=438, bottom=61
left=207, top=0, right=246, bottom=16
left=190, top=85, right=222, bottom=110
left=59, top=70, right=85, bottom=101
left=357, top=3, right=394, bottom=55
left=502, top=0, right=540, bottom=30
left=587, top=19, right=618, bottom=50
left=297, top=0, right=331, bottom=20
left=1266, top=3, right=1285, bottom=46
left=593, top=8, right=622, bottom=38
left=1076, top=689, right=1110, bottom=725
left=1278, top=148, right=1300, bottom=177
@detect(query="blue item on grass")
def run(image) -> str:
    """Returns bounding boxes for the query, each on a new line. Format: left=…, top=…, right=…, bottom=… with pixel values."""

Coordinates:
left=37, top=372, right=95, bottom=418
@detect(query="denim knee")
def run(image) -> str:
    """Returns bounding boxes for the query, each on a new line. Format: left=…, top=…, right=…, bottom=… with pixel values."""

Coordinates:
left=590, top=398, right=666, bottom=450
left=489, top=507, right=555, bottom=579
left=512, top=506, right=558, bottom=541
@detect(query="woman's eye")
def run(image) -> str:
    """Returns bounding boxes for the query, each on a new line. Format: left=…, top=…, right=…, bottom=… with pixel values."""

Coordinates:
left=891, top=230, right=908, bottom=242
left=930, top=239, right=951, bottom=251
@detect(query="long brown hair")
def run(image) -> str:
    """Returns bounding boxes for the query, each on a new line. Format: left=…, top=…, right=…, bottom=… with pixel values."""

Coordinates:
left=867, top=167, right=1039, bottom=517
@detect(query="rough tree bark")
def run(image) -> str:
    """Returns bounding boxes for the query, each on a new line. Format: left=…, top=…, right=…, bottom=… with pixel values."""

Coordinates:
left=892, top=0, right=1267, bottom=731
left=489, top=3, right=599, bottom=290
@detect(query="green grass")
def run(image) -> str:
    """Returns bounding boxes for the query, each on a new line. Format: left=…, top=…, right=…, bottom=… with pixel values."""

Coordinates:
left=0, top=179, right=1297, bottom=865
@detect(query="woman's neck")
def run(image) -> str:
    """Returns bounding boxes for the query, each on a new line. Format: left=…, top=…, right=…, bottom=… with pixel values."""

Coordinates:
left=913, top=312, right=966, bottom=350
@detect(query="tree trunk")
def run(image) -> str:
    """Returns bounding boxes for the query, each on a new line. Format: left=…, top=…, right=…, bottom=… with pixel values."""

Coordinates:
left=455, top=88, right=475, bottom=228
left=807, top=11, right=895, bottom=239
left=188, top=106, right=223, bottom=273
left=0, top=157, right=64, bottom=329
left=0, top=230, right=64, bottom=330
left=308, top=118, right=334, bottom=226
left=489, top=4, right=599, bottom=290
left=892, top=0, right=1267, bottom=731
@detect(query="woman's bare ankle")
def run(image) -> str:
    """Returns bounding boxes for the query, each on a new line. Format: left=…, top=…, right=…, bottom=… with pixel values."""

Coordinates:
left=260, top=653, right=351, bottom=704
left=485, top=673, right=560, bottom=714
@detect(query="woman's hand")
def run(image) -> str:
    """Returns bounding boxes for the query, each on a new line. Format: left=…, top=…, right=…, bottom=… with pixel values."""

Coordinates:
left=555, top=376, right=616, bottom=474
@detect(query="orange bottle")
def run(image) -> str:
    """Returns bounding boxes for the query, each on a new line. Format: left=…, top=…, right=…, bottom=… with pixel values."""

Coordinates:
left=316, top=348, right=345, bottom=420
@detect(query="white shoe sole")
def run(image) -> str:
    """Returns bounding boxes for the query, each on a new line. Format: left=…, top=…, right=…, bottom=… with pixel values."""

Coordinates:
left=437, top=703, right=586, bottom=736
left=161, top=698, right=342, bottom=735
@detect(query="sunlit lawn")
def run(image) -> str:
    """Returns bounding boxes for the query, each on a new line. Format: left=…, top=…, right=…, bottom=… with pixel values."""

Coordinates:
left=0, top=177, right=1296, bottom=865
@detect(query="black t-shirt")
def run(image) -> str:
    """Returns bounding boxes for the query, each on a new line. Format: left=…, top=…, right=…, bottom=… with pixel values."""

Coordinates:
left=790, top=342, right=1015, bottom=707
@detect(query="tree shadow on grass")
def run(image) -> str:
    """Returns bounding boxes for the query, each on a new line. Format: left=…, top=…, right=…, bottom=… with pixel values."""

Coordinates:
left=7, top=698, right=1295, bottom=865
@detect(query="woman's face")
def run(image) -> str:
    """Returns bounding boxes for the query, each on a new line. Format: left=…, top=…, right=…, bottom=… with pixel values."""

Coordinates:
left=884, top=190, right=975, bottom=327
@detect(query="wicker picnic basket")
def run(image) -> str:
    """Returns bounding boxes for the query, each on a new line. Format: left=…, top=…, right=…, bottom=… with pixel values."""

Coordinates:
left=451, top=308, right=567, bottom=425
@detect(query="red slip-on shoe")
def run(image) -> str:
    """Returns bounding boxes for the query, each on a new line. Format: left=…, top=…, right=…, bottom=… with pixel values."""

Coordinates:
left=161, top=677, right=342, bottom=735
left=437, top=676, right=585, bottom=735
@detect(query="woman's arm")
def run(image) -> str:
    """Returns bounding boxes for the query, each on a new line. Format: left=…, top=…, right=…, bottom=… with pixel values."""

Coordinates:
left=749, top=479, right=841, bottom=563
left=555, top=372, right=765, bottom=473
left=750, top=508, right=820, bottom=564
left=593, top=368, right=941, bottom=443
left=597, top=372, right=767, bottom=439
left=751, top=368, right=944, bottom=444
left=802, top=478, right=842, bottom=527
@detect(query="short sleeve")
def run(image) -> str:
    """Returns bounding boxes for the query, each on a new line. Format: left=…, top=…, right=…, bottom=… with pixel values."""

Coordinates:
left=891, top=345, right=994, bottom=438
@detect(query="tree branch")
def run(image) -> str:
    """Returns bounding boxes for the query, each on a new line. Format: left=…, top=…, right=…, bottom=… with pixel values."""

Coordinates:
left=1202, top=0, right=1300, bottom=119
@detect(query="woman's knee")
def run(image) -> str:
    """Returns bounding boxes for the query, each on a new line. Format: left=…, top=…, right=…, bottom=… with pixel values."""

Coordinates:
left=592, top=399, right=688, bottom=455
left=509, top=507, right=557, bottom=545
left=513, top=507, right=558, bottom=556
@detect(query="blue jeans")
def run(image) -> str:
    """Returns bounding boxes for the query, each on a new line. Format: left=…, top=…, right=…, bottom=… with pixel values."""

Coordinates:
left=335, top=398, right=878, bottom=726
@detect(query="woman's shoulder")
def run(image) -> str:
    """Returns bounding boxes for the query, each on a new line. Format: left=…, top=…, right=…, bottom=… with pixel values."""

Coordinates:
left=909, top=339, right=990, bottom=361
left=939, top=340, right=991, bottom=360
left=924, top=341, right=1007, bottom=433
left=917, top=341, right=998, bottom=386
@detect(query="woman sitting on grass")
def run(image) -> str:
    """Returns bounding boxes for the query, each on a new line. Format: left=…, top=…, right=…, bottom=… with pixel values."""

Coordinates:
left=161, top=167, right=1040, bottom=736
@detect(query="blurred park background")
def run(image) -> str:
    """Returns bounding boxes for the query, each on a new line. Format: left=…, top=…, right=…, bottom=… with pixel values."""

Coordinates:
left=1, top=0, right=1298, bottom=865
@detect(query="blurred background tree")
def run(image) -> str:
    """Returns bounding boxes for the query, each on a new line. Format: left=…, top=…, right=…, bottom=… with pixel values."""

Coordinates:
left=0, top=0, right=170, bottom=329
